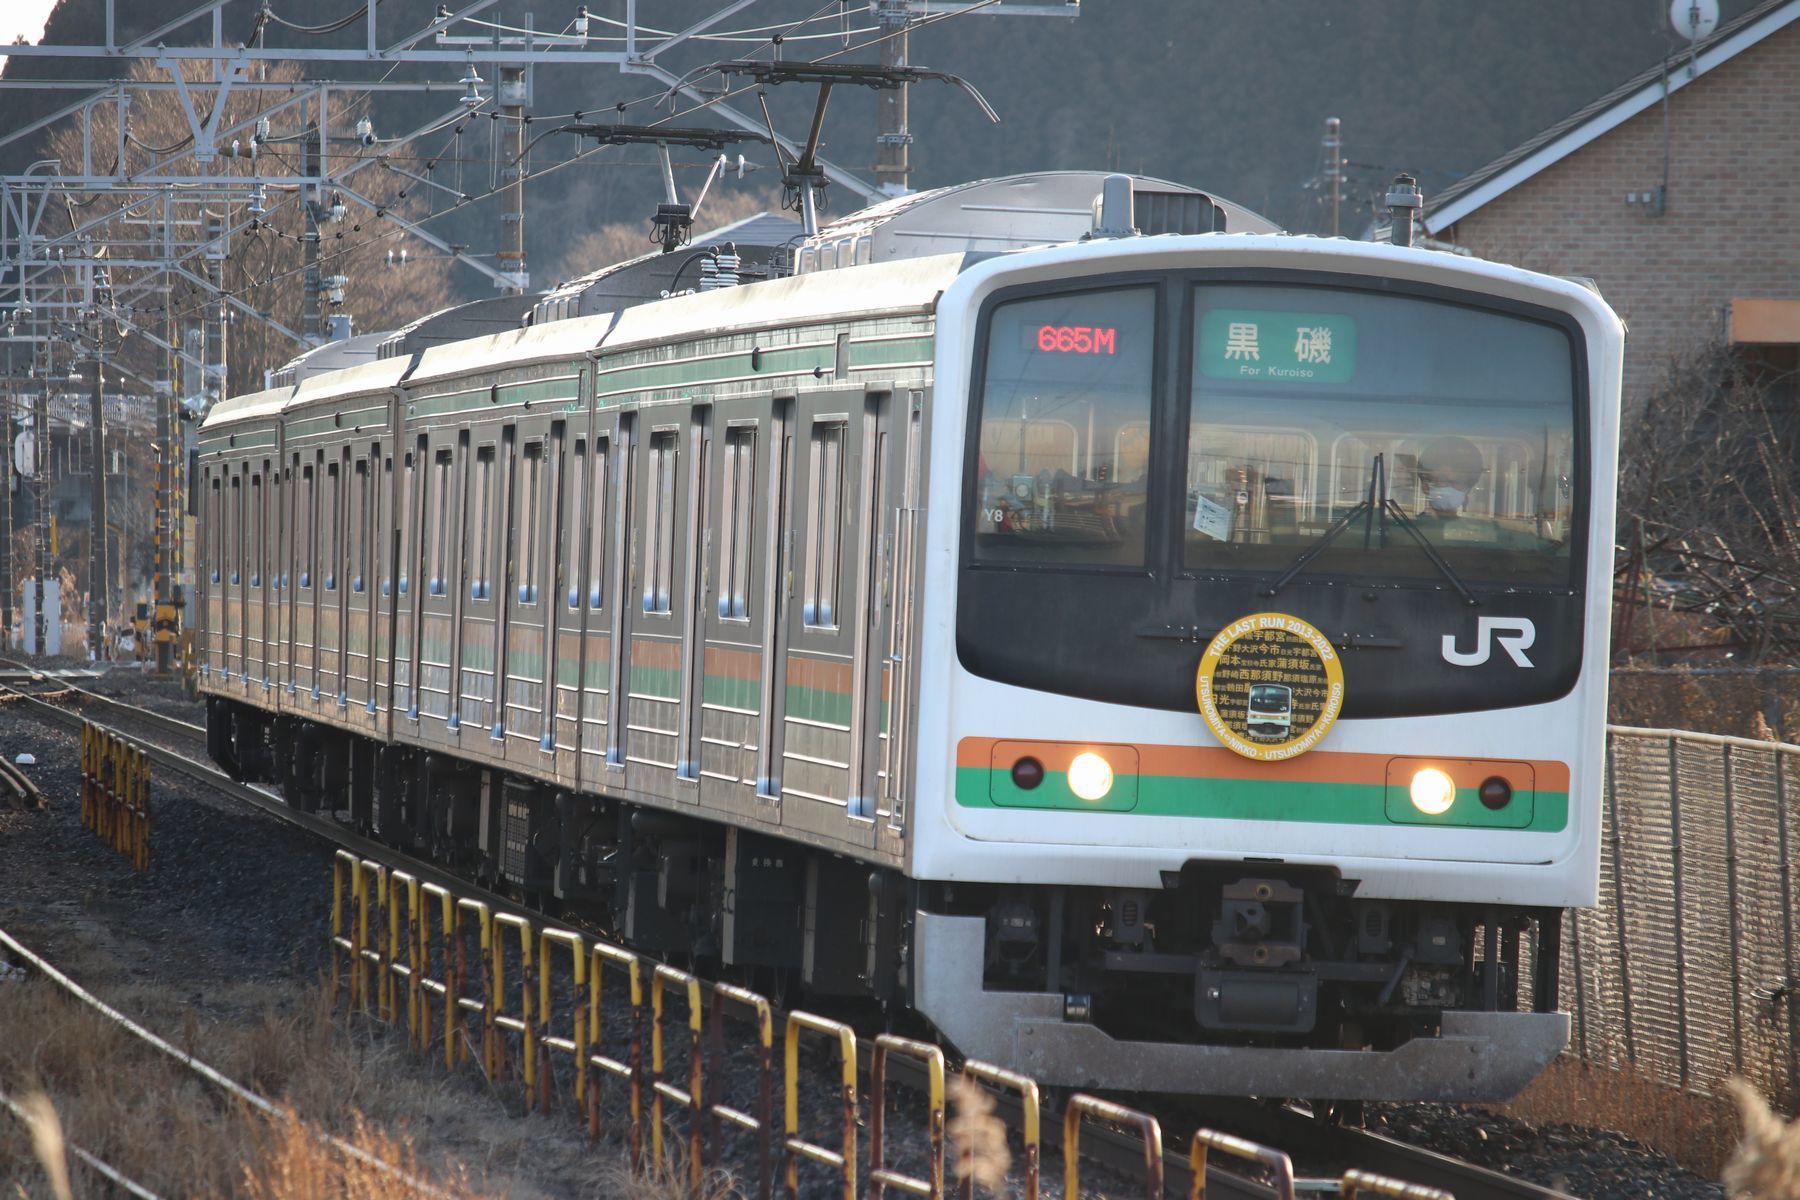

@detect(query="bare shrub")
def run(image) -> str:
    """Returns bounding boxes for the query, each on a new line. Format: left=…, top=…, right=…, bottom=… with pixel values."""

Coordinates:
left=1615, top=343, right=1800, bottom=663
left=1722, top=1078, right=1800, bottom=1199
left=946, top=1074, right=1011, bottom=1195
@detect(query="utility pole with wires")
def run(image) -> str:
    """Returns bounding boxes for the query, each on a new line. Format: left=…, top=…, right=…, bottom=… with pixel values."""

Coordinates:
left=1323, top=116, right=1342, bottom=237
left=873, top=0, right=912, bottom=197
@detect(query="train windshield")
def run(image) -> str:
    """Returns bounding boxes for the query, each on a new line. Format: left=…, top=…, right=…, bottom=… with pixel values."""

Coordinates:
left=970, top=286, right=1157, bottom=566
left=1186, top=285, right=1576, bottom=586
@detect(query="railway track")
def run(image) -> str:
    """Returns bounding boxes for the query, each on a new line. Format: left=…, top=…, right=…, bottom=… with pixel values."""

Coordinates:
left=2, top=672, right=1575, bottom=1200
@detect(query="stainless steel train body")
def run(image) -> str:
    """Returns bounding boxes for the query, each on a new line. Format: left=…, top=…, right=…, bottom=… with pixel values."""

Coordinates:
left=199, top=185, right=1621, bottom=1100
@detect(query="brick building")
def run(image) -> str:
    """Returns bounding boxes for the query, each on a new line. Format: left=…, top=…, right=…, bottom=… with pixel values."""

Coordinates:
left=1423, top=0, right=1800, bottom=408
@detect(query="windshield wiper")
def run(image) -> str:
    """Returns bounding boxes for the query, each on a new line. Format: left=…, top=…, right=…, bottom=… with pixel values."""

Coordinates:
left=1260, top=453, right=1479, bottom=606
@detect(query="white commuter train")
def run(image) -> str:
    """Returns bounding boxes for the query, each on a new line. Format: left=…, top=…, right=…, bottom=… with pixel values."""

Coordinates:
left=198, top=172, right=1621, bottom=1100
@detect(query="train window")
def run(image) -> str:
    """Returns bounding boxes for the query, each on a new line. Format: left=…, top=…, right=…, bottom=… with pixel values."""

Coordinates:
left=378, top=454, right=392, bottom=596
left=398, top=449, right=415, bottom=596
left=249, top=474, right=262, bottom=587
left=588, top=437, right=610, bottom=609
left=350, top=459, right=368, bottom=593
left=209, top=477, right=222, bottom=582
left=1184, top=284, right=1577, bottom=585
left=566, top=439, right=586, bottom=609
left=968, top=285, right=1157, bottom=567
left=718, top=424, right=756, bottom=620
left=644, top=431, right=677, bottom=614
left=230, top=475, right=242, bottom=586
left=300, top=463, right=315, bottom=589
left=324, top=460, right=341, bottom=591
left=470, top=445, right=495, bottom=600
left=802, top=420, right=845, bottom=627
left=428, top=448, right=451, bottom=597
left=518, top=441, right=542, bottom=604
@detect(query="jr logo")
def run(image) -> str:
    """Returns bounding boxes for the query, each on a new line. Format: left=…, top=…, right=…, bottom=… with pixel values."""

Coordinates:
left=1442, top=617, right=1537, bottom=668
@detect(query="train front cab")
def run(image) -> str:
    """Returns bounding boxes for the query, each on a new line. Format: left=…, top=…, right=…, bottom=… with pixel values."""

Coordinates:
left=906, top=236, right=1624, bottom=1101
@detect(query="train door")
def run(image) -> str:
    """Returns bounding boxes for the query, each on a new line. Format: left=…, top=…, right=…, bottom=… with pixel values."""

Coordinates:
left=778, top=390, right=880, bottom=851
left=551, top=407, right=596, bottom=787
left=274, top=452, right=294, bottom=705
left=697, top=400, right=780, bottom=819
left=414, top=428, right=465, bottom=741
left=252, top=464, right=268, bottom=690
left=459, top=425, right=505, bottom=750
left=345, top=446, right=376, bottom=719
left=675, top=402, right=712, bottom=794
left=320, top=450, right=346, bottom=707
left=225, top=467, right=242, bottom=684
left=372, top=440, right=396, bottom=726
left=396, top=437, right=426, bottom=726
left=499, top=418, right=561, bottom=778
left=877, top=391, right=925, bottom=856
left=578, top=411, right=631, bottom=792
left=294, top=453, right=318, bottom=701
left=619, top=408, right=695, bottom=795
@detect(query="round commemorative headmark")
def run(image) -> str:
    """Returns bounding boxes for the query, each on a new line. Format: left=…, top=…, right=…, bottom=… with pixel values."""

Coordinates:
left=1195, top=612, right=1345, bottom=762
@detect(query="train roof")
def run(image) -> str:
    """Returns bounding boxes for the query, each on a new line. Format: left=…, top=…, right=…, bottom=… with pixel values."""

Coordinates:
left=794, top=171, right=1279, bottom=273
left=406, top=311, right=621, bottom=388
left=288, top=354, right=413, bottom=410
left=201, top=384, right=292, bottom=429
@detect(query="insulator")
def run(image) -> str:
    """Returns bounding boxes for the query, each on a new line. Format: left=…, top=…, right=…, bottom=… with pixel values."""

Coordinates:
left=574, top=4, right=589, bottom=37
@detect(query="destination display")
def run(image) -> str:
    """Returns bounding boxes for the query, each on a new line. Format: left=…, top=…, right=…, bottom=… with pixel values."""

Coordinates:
left=1028, top=323, right=1120, bottom=355
left=1197, top=308, right=1357, bottom=384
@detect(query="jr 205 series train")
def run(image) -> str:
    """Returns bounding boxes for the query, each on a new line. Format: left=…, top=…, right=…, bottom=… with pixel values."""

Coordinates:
left=198, top=171, right=1622, bottom=1101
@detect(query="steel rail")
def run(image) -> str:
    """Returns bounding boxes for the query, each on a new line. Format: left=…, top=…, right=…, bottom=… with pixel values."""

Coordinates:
left=2, top=679, right=1571, bottom=1200
left=0, top=663, right=205, bottom=744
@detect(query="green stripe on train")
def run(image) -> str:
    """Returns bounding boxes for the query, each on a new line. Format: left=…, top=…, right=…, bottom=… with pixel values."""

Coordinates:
left=954, top=766, right=1569, bottom=831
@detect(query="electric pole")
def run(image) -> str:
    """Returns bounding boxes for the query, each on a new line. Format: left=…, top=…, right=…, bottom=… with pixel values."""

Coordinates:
left=498, top=60, right=529, bottom=295
left=1323, top=116, right=1342, bottom=237
left=33, top=346, right=51, bottom=656
left=874, top=0, right=913, bottom=197
left=87, top=352, right=105, bottom=660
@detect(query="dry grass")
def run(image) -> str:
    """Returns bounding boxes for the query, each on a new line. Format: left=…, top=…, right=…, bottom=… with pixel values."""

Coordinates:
left=1497, top=1055, right=1742, bottom=1177
left=947, top=1074, right=1012, bottom=1196
left=0, top=972, right=661, bottom=1198
left=1722, top=1077, right=1800, bottom=1199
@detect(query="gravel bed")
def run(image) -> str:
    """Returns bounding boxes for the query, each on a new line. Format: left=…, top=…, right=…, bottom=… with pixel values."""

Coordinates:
left=1367, top=1103, right=1726, bottom=1200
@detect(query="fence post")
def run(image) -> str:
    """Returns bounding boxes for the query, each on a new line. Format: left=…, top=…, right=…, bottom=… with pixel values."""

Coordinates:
left=489, top=912, right=537, bottom=1099
left=1723, top=744, right=1746, bottom=1076
left=651, top=963, right=705, bottom=1192
left=537, top=929, right=588, bottom=1117
left=329, top=849, right=359, bottom=1008
left=586, top=941, right=645, bottom=1165
left=868, top=1034, right=945, bottom=1200
left=1777, top=748, right=1800, bottom=1104
left=708, top=983, right=774, bottom=1200
left=1605, top=734, right=1638, bottom=1062
left=384, top=871, right=421, bottom=1032
left=1062, top=1095, right=1161, bottom=1200
left=454, top=898, right=493, bottom=1075
left=1668, top=737, right=1691, bottom=1083
left=415, top=882, right=456, bottom=1063
left=1187, top=1128, right=1294, bottom=1200
left=783, top=1011, right=857, bottom=1200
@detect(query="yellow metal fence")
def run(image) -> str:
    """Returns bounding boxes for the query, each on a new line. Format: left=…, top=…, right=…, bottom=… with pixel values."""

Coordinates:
left=80, top=722, right=150, bottom=871
left=327, top=850, right=1443, bottom=1200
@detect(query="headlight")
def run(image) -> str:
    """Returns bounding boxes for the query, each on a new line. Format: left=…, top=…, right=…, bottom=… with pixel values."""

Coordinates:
left=1067, top=752, right=1114, bottom=801
left=1409, top=767, right=1456, bottom=815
